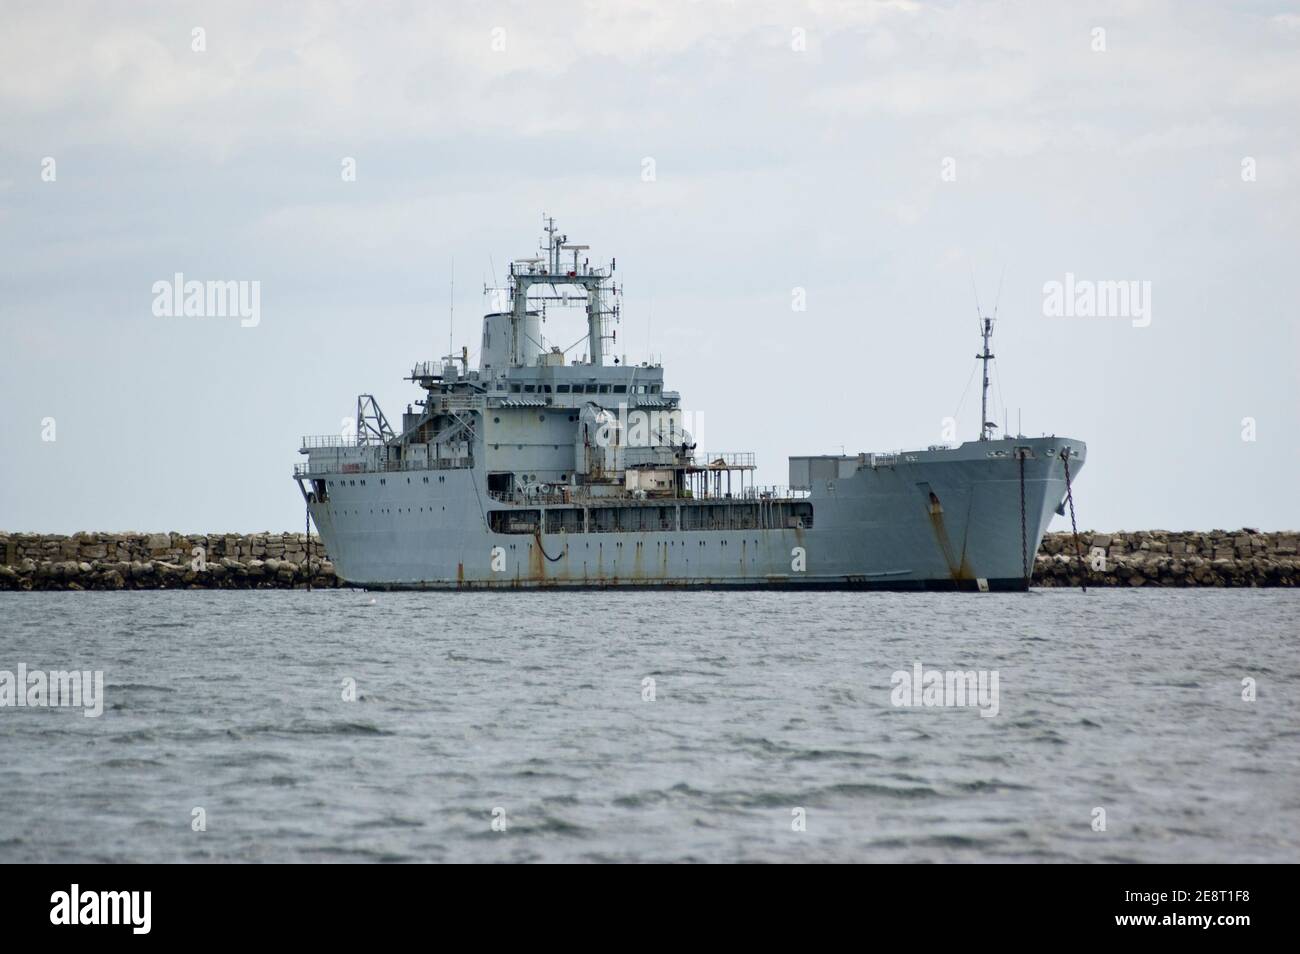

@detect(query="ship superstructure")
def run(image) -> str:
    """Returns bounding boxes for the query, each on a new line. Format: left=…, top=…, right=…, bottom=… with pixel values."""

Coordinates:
left=295, top=218, right=1085, bottom=590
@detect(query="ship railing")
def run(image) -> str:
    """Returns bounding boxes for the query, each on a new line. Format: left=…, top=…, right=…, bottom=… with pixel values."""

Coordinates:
left=740, top=485, right=810, bottom=500
left=300, top=434, right=363, bottom=450
left=488, top=489, right=574, bottom=506
left=692, top=451, right=756, bottom=469
left=432, top=395, right=483, bottom=411
left=295, top=456, right=473, bottom=477
left=516, top=263, right=611, bottom=279
left=410, top=361, right=450, bottom=378
left=687, top=486, right=808, bottom=501
left=482, top=486, right=811, bottom=506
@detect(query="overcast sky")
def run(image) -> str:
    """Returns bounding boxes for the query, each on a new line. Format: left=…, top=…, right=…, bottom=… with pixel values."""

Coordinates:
left=2, top=0, right=1298, bottom=534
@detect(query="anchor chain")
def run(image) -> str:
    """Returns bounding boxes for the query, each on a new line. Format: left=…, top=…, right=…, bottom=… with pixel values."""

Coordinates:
left=1060, top=449, right=1086, bottom=593
left=305, top=506, right=312, bottom=592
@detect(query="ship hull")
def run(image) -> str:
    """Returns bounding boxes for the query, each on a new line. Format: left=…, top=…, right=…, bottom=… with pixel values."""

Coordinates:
left=307, top=437, right=1085, bottom=592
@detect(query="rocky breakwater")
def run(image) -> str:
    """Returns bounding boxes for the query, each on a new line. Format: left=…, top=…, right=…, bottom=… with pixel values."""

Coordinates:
left=0, top=532, right=342, bottom=591
left=2, top=529, right=1297, bottom=591
left=1036, top=529, right=1300, bottom=587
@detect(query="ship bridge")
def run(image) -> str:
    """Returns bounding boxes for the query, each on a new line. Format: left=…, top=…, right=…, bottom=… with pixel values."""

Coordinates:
left=295, top=216, right=767, bottom=518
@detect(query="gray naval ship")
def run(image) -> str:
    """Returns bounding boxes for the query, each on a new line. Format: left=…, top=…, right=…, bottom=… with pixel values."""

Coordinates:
left=295, top=218, right=1085, bottom=591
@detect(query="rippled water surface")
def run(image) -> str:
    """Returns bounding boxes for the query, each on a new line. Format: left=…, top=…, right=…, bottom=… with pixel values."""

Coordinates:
left=1, top=589, right=1297, bottom=863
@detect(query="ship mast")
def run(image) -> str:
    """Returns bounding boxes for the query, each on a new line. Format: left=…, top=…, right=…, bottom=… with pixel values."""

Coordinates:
left=544, top=216, right=559, bottom=272
left=500, top=215, right=619, bottom=367
left=977, top=315, right=996, bottom=441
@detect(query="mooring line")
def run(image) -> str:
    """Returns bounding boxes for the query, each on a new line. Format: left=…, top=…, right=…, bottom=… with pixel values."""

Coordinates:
left=534, top=531, right=564, bottom=563
left=1061, top=450, right=1086, bottom=593
left=306, top=506, right=312, bottom=592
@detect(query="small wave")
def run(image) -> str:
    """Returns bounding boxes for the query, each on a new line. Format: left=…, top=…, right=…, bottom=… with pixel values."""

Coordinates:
left=239, top=720, right=395, bottom=737
left=110, top=684, right=177, bottom=693
left=100, top=758, right=164, bottom=769
left=917, top=833, right=994, bottom=848
left=354, top=815, right=426, bottom=830
left=444, top=652, right=504, bottom=665
left=950, top=779, right=1032, bottom=794
left=467, top=816, right=592, bottom=838
left=109, top=730, right=157, bottom=743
